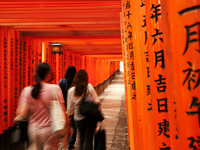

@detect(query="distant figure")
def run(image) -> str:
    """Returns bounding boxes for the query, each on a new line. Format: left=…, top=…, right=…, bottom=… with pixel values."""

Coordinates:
left=58, top=65, right=77, bottom=150
left=16, top=62, right=68, bottom=150
left=67, top=69, right=101, bottom=150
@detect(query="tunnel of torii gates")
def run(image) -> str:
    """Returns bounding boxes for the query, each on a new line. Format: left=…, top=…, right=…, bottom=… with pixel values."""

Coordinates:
left=0, top=0, right=200, bottom=150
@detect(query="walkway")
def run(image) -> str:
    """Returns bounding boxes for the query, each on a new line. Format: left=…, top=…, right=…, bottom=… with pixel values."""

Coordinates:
left=69, top=72, right=128, bottom=150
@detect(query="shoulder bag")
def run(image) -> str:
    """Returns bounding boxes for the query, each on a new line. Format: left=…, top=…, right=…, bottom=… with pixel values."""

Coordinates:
left=11, top=116, right=29, bottom=144
left=79, top=91, right=104, bottom=122
left=94, top=122, right=106, bottom=150
left=40, top=85, right=68, bottom=136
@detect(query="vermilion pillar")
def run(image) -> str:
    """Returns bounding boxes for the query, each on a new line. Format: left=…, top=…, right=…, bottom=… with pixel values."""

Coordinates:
left=14, top=31, right=20, bottom=118
left=145, top=0, right=171, bottom=149
left=130, top=0, right=156, bottom=150
left=8, top=29, right=15, bottom=127
left=161, top=1, right=200, bottom=149
left=120, top=8, right=135, bottom=149
left=2, top=28, right=8, bottom=131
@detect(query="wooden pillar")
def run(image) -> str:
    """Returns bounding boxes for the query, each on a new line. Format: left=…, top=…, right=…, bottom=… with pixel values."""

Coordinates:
left=120, top=10, right=135, bottom=149
left=145, top=0, right=171, bottom=149
left=1, top=28, right=8, bottom=131
left=130, top=0, right=157, bottom=150
left=161, top=1, right=200, bottom=149
left=14, top=31, right=20, bottom=119
left=8, top=29, right=15, bottom=127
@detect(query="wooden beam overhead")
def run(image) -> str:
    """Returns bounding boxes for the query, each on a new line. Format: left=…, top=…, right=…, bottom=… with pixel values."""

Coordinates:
left=0, top=0, right=122, bottom=59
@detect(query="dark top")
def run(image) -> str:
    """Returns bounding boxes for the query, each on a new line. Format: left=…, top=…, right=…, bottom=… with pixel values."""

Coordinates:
left=58, top=78, right=71, bottom=108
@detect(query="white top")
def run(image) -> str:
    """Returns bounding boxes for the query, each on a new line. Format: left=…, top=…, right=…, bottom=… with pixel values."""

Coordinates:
left=67, top=83, right=100, bottom=121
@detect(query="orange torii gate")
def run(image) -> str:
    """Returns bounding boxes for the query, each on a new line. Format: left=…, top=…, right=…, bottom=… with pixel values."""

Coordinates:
left=121, top=0, right=200, bottom=150
left=0, top=28, right=120, bottom=136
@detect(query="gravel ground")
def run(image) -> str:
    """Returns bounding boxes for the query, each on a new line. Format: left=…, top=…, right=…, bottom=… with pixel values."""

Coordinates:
left=110, top=93, right=129, bottom=150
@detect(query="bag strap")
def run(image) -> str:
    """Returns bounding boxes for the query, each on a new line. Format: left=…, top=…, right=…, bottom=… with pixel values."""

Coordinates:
left=52, top=85, right=59, bottom=101
left=39, top=84, right=58, bottom=114
left=81, top=86, right=88, bottom=102
left=39, top=96, right=50, bottom=114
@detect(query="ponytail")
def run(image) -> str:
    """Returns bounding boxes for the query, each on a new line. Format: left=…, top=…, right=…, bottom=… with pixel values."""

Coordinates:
left=31, top=82, right=41, bottom=99
left=31, top=62, right=51, bottom=99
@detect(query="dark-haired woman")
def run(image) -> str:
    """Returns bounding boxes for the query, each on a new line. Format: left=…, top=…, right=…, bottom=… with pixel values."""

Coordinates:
left=67, top=69, right=101, bottom=150
left=58, top=65, right=77, bottom=149
left=16, top=62, right=68, bottom=150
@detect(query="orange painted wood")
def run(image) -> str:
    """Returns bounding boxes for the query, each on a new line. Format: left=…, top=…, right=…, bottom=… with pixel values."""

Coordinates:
left=27, top=37, right=32, bottom=86
left=161, top=1, right=200, bottom=149
left=2, top=28, right=8, bottom=130
left=0, top=12, right=120, bottom=20
left=22, top=37, right=27, bottom=88
left=30, top=38, right=34, bottom=85
left=120, top=11, right=135, bottom=150
left=14, top=31, right=20, bottom=118
left=0, top=28, right=3, bottom=134
left=33, top=39, right=39, bottom=84
left=59, top=52, right=64, bottom=81
left=145, top=0, right=171, bottom=149
left=131, top=1, right=157, bottom=150
left=51, top=52, right=56, bottom=84
left=7, top=29, right=15, bottom=127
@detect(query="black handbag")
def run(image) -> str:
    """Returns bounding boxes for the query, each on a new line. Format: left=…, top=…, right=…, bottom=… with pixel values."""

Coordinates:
left=79, top=94, right=104, bottom=122
left=11, top=121, right=29, bottom=144
left=94, top=123, right=106, bottom=150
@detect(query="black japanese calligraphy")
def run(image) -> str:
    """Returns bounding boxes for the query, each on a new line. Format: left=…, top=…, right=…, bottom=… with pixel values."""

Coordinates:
left=150, top=4, right=161, bottom=22
left=148, top=103, right=152, bottom=111
left=144, top=31, right=147, bottom=44
left=151, top=29, right=163, bottom=45
left=146, top=84, right=151, bottom=96
left=130, top=51, right=134, bottom=60
left=126, top=0, right=131, bottom=9
left=131, top=72, right=135, bottom=80
left=155, top=74, right=166, bottom=93
left=158, top=119, right=170, bottom=138
left=142, top=15, right=146, bottom=27
left=147, top=67, right=150, bottom=77
left=132, top=81, right=136, bottom=90
left=130, top=62, right=134, bottom=71
left=141, top=0, right=145, bottom=7
left=126, top=11, right=131, bottom=19
left=128, top=31, right=133, bottom=40
left=155, top=50, right=165, bottom=69
left=183, top=22, right=200, bottom=55
left=144, top=51, right=149, bottom=63
left=159, top=143, right=171, bottom=150
left=129, top=43, right=133, bottom=50
left=132, top=92, right=136, bottom=100
left=127, top=22, right=132, bottom=29
left=183, top=62, right=200, bottom=91
left=157, top=98, right=168, bottom=113
left=188, top=136, right=200, bottom=150
left=186, top=97, right=200, bottom=127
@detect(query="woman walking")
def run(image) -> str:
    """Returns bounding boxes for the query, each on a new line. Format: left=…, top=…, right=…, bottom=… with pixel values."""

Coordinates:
left=16, top=62, right=69, bottom=150
left=67, top=69, right=101, bottom=150
left=58, top=65, right=77, bottom=149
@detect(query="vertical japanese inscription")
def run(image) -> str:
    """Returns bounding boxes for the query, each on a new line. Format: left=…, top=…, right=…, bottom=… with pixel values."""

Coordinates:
left=178, top=5, right=200, bottom=150
left=125, top=0, right=136, bottom=100
left=148, top=1, right=170, bottom=148
left=3, top=37, right=8, bottom=128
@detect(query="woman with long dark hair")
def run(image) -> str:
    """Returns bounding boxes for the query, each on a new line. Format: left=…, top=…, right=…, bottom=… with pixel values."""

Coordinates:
left=58, top=65, right=77, bottom=149
left=67, top=69, right=101, bottom=150
left=58, top=65, right=76, bottom=107
left=16, top=62, right=68, bottom=150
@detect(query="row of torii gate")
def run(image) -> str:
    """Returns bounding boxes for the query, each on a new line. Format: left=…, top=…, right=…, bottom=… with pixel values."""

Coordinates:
left=121, top=0, right=200, bottom=150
